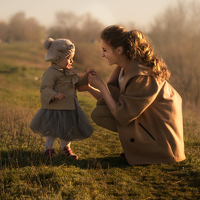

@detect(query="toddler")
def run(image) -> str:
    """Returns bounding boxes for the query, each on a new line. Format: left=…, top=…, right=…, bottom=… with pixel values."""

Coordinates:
left=30, top=38, right=94, bottom=159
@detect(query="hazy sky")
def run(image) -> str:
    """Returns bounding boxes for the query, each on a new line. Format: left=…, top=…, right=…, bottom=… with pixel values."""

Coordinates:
left=0, top=0, right=192, bottom=30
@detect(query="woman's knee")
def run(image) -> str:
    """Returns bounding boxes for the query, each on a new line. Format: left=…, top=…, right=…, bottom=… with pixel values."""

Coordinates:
left=91, top=106, right=117, bottom=132
left=91, top=106, right=101, bottom=124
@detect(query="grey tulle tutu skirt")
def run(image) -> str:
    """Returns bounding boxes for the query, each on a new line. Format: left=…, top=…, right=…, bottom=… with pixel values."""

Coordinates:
left=29, top=99, right=94, bottom=141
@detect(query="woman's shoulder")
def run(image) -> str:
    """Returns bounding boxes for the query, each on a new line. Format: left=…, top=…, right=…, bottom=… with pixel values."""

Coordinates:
left=127, top=60, right=151, bottom=77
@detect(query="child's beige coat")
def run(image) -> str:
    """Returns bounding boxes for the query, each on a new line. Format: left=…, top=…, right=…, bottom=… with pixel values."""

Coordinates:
left=40, top=63, right=87, bottom=110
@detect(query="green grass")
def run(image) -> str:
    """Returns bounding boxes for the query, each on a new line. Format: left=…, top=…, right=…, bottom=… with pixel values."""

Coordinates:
left=0, top=43, right=200, bottom=199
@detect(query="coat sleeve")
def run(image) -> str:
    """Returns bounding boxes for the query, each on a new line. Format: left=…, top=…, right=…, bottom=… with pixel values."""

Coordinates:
left=40, top=69, right=57, bottom=104
left=115, top=75, right=160, bottom=126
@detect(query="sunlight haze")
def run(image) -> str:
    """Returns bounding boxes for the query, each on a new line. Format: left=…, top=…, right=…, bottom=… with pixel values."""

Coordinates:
left=0, top=0, right=192, bottom=30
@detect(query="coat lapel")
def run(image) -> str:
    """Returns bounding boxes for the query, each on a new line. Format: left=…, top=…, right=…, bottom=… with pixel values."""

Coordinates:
left=107, top=60, right=152, bottom=95
left=120, top=60, right=151, bottom=94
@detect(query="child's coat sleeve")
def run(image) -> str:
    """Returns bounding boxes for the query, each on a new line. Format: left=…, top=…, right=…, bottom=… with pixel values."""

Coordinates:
left=40, top=69, right=57, bottom=103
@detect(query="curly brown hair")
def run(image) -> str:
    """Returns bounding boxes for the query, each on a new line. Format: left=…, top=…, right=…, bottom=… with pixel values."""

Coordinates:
left=101, top=25, right=170, bottom=80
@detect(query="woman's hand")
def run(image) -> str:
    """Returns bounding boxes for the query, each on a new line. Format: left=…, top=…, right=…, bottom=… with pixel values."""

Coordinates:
left=54, top=92, right=66, bottom=100
left=88, top=72, right=105, bottom=91
left=88, top=70, right=117, bottom=117
left=76, top=68, right=103, bottom=100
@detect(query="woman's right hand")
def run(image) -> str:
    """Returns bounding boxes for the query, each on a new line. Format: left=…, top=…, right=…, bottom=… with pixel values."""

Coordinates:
left=88, top=72, right=105, bottom=91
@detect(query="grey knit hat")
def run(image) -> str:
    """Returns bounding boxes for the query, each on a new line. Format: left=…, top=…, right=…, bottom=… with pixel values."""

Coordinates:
left=44, top=38, right=75, bottom=64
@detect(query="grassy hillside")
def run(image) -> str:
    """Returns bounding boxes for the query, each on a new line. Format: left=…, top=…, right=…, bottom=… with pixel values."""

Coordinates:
left=0, top=42, right=200, bottom=199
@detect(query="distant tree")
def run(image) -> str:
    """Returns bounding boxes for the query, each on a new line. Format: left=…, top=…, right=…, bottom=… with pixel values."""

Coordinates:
left=6, top=12, right=45, bottom=42
left=55, top=11, right=80, bottom=29
left=81, top=13, right=104, bottom=42
left=148, top=1, right=200, bottom=107
left=47, top=12, right=104, bottom=42
left=47, top=11, right=81, bottom=41
left=23, top=18, right=45, bottom=42
left=7, top=12, right=26, bottom=41
left=0, top=21, right=8, bottom=41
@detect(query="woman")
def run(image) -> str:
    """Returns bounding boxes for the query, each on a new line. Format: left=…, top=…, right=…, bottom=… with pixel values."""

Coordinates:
left=79, top=25, right=186, bottom=165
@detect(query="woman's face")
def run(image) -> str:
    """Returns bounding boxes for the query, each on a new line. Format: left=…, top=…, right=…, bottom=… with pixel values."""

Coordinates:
left=101, top=39, right=120, bottom=65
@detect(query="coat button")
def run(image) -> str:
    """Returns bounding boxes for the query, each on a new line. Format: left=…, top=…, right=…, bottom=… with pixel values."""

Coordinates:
left=130, top=138, right=135, bottom=142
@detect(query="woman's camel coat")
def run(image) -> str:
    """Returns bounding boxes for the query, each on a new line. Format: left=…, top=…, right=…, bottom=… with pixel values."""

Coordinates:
left=91, top=60, right=186, bottom=165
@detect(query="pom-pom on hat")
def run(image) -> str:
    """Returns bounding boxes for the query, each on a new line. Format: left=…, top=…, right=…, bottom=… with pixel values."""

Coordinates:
left=44, top=38, right=75, bottom=64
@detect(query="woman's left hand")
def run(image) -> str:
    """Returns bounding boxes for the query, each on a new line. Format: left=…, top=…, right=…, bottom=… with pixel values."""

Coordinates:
left=88, top=71, right=117, bottom=117
left=88, top=72, right=105, bottom=91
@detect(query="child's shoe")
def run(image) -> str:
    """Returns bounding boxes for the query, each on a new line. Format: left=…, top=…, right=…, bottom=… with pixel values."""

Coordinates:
left=44, top=149, right=57, bottom=157
left=59, top=147, right=78, bottom=160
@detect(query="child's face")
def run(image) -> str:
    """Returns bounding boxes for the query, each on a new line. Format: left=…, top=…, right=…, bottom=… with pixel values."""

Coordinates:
left=59, top=52, right=75, bottom=69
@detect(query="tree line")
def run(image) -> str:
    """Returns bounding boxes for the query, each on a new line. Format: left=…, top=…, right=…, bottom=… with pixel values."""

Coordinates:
left=0, top=11, right=104, bottom=43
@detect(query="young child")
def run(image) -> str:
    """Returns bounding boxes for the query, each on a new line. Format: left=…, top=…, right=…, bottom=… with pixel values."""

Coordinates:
left=29, top=38, right=94, bottom=159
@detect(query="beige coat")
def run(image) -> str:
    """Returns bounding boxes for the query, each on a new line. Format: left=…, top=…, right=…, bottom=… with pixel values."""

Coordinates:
left=93, top=60, right=186, bottom=165
left=40, top=63, right=87, bottom=110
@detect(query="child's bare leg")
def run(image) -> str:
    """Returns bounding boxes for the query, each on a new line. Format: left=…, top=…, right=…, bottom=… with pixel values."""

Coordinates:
left=44, top=136, right=57, bottom=157
left=44, top=136, right=56, bottom=151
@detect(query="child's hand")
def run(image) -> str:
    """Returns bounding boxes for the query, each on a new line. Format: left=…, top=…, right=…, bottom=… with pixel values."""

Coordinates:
left=87, top=68, right=97, bottom=77
left=87, top=68, right=95, bottom=75
left=76, top=84, right=90, bottom=92
left=54, top=92, right=66, bottom=100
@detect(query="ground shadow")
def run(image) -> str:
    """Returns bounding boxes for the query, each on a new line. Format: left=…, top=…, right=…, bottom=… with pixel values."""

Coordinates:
left=0, top=149, right=129, bottom=169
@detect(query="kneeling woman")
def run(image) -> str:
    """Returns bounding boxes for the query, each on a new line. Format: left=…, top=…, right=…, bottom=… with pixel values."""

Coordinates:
left=80, top=25, right=186, bottom=165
